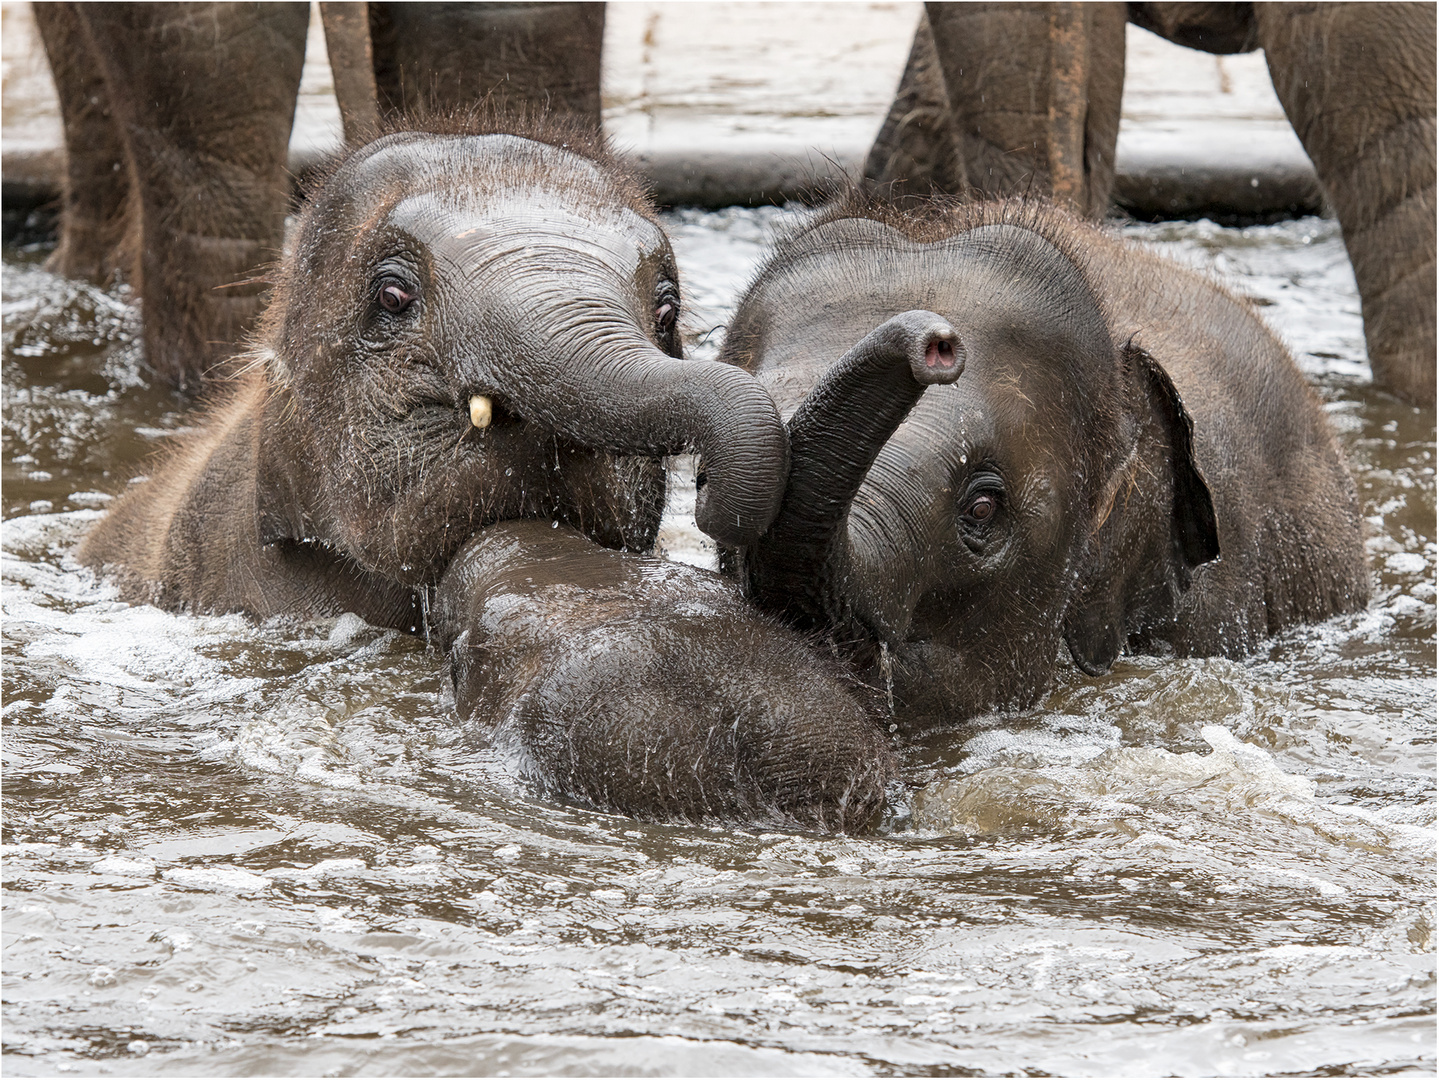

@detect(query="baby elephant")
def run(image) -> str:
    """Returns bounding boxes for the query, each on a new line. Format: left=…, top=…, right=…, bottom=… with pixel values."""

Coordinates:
left=433, top=311, right=963, bottom=830
left=727, top=197, right=1370, bottom=722
left=434, top=520, right=893, bottom=830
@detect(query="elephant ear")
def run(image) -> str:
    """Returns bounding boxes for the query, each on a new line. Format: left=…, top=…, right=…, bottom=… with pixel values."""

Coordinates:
left=1064, top=341, right=1219, bottom=677
left=1128, top=340, right=1220, bottom=579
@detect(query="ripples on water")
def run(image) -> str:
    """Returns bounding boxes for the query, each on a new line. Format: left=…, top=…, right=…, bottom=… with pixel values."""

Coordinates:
left=2, top=213, right=1434, bottom=1077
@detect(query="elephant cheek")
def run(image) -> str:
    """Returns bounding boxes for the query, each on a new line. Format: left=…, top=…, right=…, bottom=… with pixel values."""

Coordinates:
left=557, top=451, right=666, bottom=553
left=838, top=541, right=925, bottom=646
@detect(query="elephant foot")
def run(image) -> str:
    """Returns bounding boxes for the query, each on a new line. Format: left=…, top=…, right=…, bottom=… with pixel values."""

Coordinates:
left=139, top=232, right=276, bottom=389
left=1360, top=242, right=1436, bottom=408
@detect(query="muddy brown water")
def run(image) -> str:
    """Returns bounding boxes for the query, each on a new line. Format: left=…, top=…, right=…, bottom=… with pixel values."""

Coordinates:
left=2, top=210, right=1434, bottom=1077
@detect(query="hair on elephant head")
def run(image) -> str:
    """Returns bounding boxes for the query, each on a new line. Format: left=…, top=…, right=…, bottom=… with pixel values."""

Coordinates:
left=80, top=115, right=789, bottom=626
left=726, top=195, right=1367, bottom=723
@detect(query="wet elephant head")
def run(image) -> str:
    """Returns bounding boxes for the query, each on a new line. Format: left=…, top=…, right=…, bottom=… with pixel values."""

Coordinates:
left=253, top=126, right=789, bottom=587
left=726, top=205, right=1219, bottom=721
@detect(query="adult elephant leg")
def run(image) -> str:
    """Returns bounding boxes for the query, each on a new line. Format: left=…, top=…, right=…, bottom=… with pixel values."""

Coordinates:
left=32, top=2, right=134, bottom=283
left=1255, top=3, right=1436, bottom=407
left=368, top=2, right=605, bottom=129
left=862, top=12, right=969, bottom=201
left=73, top=3, right=309, bottom=391
left=318, top=2, right=380, bottom=144
left=910, top=1, right=1126, bottom=217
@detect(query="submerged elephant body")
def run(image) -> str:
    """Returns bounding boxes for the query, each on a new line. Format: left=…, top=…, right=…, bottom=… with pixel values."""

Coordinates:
left=726, top=199, right=1370, bottom=721
left=434, top=521, right=895, bottom=830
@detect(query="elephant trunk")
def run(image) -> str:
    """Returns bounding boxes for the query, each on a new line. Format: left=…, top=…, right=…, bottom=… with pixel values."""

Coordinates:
left=744, top=310, right=962, bottom=625
left=485, top=310, right=791, bottom=548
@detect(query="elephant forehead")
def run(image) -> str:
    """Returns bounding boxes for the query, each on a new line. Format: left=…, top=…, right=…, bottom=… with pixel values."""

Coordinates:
left=385, top=192, right=661, bottom=278
left=331, top=134, right=658, bottom=242
left=347, top=132, right=609, bottom=195
left=754, top=222, right=1113, bottom=373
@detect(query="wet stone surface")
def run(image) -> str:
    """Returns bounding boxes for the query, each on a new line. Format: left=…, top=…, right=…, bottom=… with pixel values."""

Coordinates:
left=2, top=212, right=1434, bottom=1076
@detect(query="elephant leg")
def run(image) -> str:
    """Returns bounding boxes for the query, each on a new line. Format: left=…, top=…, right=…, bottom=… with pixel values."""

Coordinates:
left=1126, top=3, right=1260, bottom=54
left=1255, top=2, right=1436, bottom=407
left=32, top=1, right=134, bottom=283
left=900, top=1, right=1126, bottom=217
left=72, top=3, right=309, bottom=391
left=368, top=2, right=605, bottom=130
left=862, top=11, right=969, bottom=201
left=318, top=2, right=380, bottom=144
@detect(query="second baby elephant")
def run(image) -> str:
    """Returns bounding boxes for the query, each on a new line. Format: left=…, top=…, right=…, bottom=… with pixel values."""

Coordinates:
left=434, top=521, right=896, bottom=830
left=726, top=197, right=1370, bottom=723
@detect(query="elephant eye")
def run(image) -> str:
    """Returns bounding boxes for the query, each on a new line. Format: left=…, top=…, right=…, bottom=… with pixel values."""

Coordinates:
left=965, top=494, right=997, bottom=522
left=376, top=279, right=416, bottom=314
left=957, top=472, right=1005, bottom=551
left=654, top=278, right=680, bottom=340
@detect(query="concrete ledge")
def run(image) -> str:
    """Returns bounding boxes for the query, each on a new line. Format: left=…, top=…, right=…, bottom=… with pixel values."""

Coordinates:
left=1113, top=161, right=1325, bottom=223
left=0, top=143, right=1326, bottom=238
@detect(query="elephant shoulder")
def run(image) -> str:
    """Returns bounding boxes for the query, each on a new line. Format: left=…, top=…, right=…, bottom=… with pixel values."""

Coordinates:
left=78, top=375, right=270, bottom=612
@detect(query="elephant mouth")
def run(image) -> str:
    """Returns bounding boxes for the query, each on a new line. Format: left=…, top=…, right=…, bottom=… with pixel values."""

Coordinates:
left=874, top=637, right=978, bottom=720
left=399, top=395, right=523, bottom=433
left=874, top=631, right=1057, bottom=722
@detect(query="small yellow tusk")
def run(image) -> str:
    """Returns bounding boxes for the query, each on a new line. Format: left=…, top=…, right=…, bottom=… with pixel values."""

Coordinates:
left=469, top=394, right=492, bottom=429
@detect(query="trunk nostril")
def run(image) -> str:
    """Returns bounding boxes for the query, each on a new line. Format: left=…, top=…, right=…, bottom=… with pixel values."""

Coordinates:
left=927, top=338, right=957, bottom=368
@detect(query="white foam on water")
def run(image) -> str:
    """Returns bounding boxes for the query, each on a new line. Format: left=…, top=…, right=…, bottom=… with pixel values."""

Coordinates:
left=161, top=866, right=272, bottom=893
left=914, top=724, right=1433, bottom=899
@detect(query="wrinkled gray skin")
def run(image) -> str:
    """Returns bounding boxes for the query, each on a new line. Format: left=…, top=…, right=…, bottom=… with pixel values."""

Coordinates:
left=433, top=521, right=898, bottom=831
left=725, top=201, right=1370, bottom=723
left=80, top=127, right=788, bottom=625
left=429, top=309, right=957, bottom=828
left=34, top=1, right=310, bottom=389
left=867, top=1, right=1435, bottom=406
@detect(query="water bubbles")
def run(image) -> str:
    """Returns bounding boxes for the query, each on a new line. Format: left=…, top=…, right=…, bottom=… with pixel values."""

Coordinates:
left=87, top=967, right=117, bottom=988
